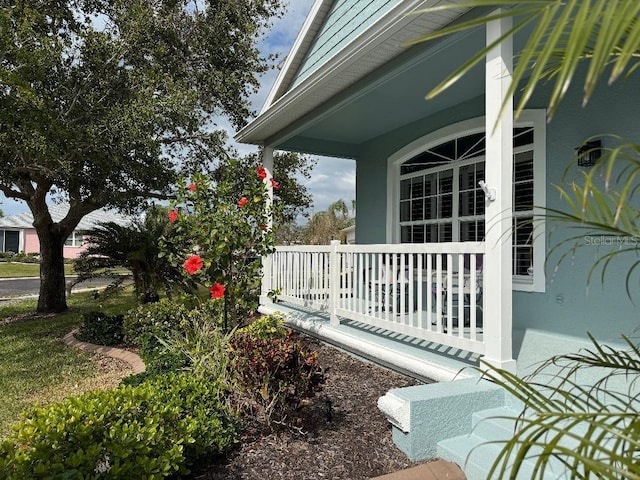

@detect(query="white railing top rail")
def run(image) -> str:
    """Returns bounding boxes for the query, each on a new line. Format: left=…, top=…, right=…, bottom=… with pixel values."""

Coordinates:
left=274, top=245, right=333, bottom=253
left=275, top=242, right=485, bottom=255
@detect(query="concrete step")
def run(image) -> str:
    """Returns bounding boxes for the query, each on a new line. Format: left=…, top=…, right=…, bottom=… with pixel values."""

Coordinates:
left=437, top=433, right=536, bottom=480
left=471, top=406, right=520, bottom=442
left=438, top=429, right=571, bottom=480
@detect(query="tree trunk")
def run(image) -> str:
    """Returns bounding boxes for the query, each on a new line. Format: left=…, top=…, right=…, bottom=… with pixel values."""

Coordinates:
left=37, top=228, right=68, bottom=313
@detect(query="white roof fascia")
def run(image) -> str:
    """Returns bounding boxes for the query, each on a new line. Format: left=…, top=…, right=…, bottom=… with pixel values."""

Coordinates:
left=236, top=0, right=465, bottom=146
left=260, top=0, right=333, bottom=115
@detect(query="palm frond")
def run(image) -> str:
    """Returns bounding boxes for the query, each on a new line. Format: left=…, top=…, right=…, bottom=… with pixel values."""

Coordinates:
left=479, top=334, right=640, bottom=478
left=406, top=0, right=640, bottom=121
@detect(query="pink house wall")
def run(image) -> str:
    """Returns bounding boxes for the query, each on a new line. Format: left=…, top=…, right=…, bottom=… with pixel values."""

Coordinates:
left=24, top=229, right=39, bottom=254
left=23, top=228, right=90, bottom=259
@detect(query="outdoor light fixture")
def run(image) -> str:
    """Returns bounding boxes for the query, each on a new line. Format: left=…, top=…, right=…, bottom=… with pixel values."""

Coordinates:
left=575, top=140, right=602, bottom=167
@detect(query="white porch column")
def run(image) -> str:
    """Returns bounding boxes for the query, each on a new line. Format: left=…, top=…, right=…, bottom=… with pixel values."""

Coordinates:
left=483, top=14, right=516, bottom=373
left=260, top=146, right=274, bottom=305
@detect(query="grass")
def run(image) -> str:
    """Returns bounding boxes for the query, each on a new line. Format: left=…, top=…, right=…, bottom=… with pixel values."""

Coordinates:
left=0, top=262, right=75, bottom=278
left=0, top=290, right=137, bottom=438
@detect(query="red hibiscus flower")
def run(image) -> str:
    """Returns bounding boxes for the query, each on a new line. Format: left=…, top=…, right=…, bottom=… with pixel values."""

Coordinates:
left=183, top=255, right=203, bottom=275
left=210, top=282, right=225, bottom=299
left=256, top=166, right=267, bottom=180
left=259, top=223, right=268, bottom=231
left=270, top=178, right=280, bottom=190
left=238, top=196, right=248, bottom=207
left=188, top=183, right=196, bottom=192
left=168, top=210, right=178, bottom=223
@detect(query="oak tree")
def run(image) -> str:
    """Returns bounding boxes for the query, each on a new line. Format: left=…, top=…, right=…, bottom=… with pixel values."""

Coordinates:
left=0, top=0, right=284, bottom=311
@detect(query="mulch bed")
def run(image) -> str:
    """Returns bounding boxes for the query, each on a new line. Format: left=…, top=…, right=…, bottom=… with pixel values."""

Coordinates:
left=196, top=333, right=427, bottom=480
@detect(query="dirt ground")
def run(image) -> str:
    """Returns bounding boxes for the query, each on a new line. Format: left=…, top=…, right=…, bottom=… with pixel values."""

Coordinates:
left=196, top=334, right=430, bottom=480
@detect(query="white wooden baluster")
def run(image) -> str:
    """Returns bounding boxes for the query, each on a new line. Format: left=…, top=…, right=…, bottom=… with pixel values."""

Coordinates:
left=446, top=253, right=453, bottom=335
left=458, top=253, right=464, bottom=338
left=470, top=253, right=477, bottom=340
left=436, top=254, right=442, bottom=333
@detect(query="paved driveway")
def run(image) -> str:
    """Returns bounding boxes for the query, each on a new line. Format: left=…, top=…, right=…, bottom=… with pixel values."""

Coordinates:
left=0, top=276, right=121, bottom=299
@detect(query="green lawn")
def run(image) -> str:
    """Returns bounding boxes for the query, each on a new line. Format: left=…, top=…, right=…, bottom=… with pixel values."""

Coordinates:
left=0, top=291, right=137, bottom=438
left=0, top=262, right=75, bottom=278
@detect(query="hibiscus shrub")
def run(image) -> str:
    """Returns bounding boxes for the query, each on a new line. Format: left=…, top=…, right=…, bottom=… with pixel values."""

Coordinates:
left=229, top=320, right=324, bottom=429
left=162, top=160, right=281, bottom=329
left=0, top=373, right=239, bottom=479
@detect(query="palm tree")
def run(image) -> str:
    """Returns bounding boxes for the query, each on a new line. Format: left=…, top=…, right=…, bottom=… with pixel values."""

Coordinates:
left=74, top=206, right=184, bottom=303
left=409, top=2, right=640, bottom=478
left=302, top=199, right=354, bottom=245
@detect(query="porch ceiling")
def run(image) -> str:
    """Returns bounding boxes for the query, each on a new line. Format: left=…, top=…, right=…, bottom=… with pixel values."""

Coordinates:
left=237, top=4, right=534, bottom=160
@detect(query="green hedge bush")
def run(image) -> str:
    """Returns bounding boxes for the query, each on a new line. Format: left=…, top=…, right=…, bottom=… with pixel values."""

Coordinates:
left=76, top=311, right=125, bottom=346
left=123, top=300, right=192, bottom=347
left=0, top=373, right=239, bottom=479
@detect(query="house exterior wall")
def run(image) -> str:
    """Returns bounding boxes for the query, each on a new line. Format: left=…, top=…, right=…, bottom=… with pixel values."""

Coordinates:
left=24, top=229, right=39, bottom=254
left=21, top=228, right=88, bottom=259
left=355, top=73, right=640, bottom=344
left=291, top=0, right=398, bottom=88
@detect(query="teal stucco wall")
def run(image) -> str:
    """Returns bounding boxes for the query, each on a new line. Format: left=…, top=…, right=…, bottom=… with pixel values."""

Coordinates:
left=355, top=74, right=640, bottom=345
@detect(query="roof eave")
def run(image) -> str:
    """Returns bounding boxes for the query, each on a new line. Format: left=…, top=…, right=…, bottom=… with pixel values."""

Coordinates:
left=235, top=0, right=469, bottom=147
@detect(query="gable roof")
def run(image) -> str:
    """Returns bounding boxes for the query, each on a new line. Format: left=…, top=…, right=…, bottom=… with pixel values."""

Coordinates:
left=0, top=204, right=132, bottom=231
left=237, top=0, right=469, bottom=147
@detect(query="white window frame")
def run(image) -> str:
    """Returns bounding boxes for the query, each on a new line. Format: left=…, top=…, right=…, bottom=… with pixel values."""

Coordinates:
left=386, top=110, right=546, bottom=293
left=65, top=232, right=84, bottom=247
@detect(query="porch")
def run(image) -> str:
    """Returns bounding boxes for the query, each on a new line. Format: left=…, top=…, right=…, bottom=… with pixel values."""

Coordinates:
left=259, top=241, right=512, bottom=381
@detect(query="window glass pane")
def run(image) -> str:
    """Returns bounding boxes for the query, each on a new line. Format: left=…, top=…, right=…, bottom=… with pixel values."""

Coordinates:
left=431, top=139, right=456, bottom=162
left=514, top=151, right=534, bottom=182
left=411, top=199, right=424, bottom=221
left=425, top=224, right=437, bottom=243
left=459, top=164, right=475, bottom=191
left=514, top=247, right=533, bottom=275
left=514, top=181, right=534, bottom=211
left=424, top=197, right=435, bottom=219
left=513, top=217, right=533, bottom=275
left=401, top=226, right=411, bottom=243
left=5, top=231, right=19, bottom=253
left=514, top=127, right=534, bottom=147
left=440, top=223, right=453, bottom=242
left=475, top=189, right=485, bottom=216
left=457, top=132, right=485, bottom=160
left=459, top=191, right=473, bottom=217
left=440, top=193, right=453, bottom=218
left=400, top=201, right=410, bottom=222
left=400, top=179, right=411, bottom=200
left=410, top=177, right=424, bottom=198
left=76, top=235, right=84, bottom=246
left=424, top=173, right=435, bottom=196
left=411, top=225, right=425, bottom=243
left=401, top=151, right=449, bottom=175
left=65, top=236, right=74, bottom=246
left=438, top=170, right=453, bottom=194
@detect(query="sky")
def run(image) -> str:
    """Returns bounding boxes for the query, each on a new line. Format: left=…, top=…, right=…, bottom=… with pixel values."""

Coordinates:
left=0, top=0, right=356, bottom=221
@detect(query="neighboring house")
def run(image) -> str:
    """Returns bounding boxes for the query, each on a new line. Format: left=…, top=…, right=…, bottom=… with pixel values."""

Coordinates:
left=0, top=204, right=131, bottom=259
left=236, top=1, right=639, bottom=477
left=340, top=224, right=356, bottom=244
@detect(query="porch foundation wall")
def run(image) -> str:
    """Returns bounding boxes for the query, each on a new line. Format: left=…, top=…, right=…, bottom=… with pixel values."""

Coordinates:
left=381, top=378, right=506, bottom=461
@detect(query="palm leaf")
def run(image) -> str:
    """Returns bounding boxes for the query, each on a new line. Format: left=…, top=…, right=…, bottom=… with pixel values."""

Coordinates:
left=406, top=0, right=640, bottom=121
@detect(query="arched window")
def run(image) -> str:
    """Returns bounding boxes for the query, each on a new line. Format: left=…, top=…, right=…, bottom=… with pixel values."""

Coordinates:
left=389, top=111, right=546, bottom=292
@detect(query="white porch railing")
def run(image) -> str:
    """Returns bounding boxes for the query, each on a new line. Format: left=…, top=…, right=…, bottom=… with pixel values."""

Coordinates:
left=265, top=241, right=487, bottom=356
